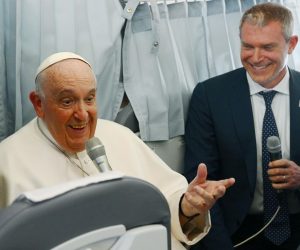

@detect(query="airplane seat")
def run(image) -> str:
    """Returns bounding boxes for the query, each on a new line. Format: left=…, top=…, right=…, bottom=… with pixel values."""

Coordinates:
left=0, top=172, right=171, bottom=250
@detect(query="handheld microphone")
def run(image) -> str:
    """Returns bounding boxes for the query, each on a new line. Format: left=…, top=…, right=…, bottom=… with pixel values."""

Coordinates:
left=266, top=136, right=283, bottom=196
left=266, top=136, right=282, bottom=161
left=86, top=137, right=112, bottom=172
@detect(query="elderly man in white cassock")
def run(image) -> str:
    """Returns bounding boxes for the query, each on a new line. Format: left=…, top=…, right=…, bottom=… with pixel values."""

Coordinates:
left=0, top=52, right=235, bottom=250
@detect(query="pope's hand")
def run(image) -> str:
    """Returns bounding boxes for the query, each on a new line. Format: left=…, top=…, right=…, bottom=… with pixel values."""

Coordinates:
left=181, top=163, right=235, bottom=217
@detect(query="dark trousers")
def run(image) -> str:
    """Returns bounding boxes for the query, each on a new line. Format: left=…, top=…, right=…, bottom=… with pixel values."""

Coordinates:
left=231, top=213, right=300, bottom=250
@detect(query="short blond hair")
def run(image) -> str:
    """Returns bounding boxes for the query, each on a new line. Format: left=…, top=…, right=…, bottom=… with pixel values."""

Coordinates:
left=239, top=3, right=294, bottom=41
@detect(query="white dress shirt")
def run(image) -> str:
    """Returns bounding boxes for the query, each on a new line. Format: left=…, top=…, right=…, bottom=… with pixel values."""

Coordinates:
left=248, top=70, right=299, bottom=214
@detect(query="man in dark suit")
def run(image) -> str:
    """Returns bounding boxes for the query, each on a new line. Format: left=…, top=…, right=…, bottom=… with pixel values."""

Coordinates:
left=184, top=3, right=300, bottom=250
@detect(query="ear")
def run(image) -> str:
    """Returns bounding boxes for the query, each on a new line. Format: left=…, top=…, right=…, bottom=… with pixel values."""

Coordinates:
left=29, top=91, right=44, bottom=118
left=288, top=35, right=298, bottom=54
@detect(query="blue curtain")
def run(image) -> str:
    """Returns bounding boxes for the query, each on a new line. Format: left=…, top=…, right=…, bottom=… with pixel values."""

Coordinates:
left=0, top=0, right=13, bottom=141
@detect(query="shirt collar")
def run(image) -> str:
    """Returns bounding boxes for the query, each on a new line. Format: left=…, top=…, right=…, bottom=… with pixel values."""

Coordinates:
left=37, top=117, right=56, bottom=143
left=247, top=69, right=290, bottom=96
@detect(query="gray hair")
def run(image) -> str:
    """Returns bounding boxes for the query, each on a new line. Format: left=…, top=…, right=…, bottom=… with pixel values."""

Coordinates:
left=35, top=71, right=47, bottom=98
left=239, top=3, right=294, bottom=41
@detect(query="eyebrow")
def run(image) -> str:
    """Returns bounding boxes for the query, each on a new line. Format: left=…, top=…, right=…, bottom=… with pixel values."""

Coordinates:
left=241, top=41, right=277, bottom=47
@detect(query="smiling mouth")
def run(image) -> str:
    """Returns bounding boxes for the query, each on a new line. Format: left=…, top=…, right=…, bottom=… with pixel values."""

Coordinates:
left=70, top=124, right=87, bottom=129
left=252, top=65, right=267, bottom=70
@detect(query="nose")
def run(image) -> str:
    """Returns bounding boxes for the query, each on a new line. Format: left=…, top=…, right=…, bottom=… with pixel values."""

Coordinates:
left=252, top=48, right=263, bottom=62
left=74, top=101, right=89, bottom=120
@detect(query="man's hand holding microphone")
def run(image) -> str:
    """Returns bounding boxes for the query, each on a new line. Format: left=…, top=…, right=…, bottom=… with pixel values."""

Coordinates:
left=267, top=136, right=300, bottom=191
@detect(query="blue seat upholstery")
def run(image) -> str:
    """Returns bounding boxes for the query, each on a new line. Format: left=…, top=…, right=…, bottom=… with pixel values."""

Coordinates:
left=0, top=175, right=171, bottom=250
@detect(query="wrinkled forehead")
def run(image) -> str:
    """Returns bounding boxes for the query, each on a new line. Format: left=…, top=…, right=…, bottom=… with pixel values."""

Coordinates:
left=35, top=52, right=91, bottom=80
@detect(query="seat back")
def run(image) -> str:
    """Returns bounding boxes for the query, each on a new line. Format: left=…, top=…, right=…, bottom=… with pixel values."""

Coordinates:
left=0, top=174, right=171, bottom=250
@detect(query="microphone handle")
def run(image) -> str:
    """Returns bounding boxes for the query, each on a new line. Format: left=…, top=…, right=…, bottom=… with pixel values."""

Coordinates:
left=269, top=151, right=282, bottom=161
left=269, top=151, right=284, bottom=198
left=93, top=155, right=112, bottom=172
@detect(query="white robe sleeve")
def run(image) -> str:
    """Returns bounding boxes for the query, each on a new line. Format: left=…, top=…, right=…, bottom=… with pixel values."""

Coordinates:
left=96, top=119, right=211, bottom=249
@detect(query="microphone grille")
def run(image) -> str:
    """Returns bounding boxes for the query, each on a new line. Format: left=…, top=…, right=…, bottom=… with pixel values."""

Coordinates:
left=85, top=137, right=106, bottom=160
left=266, top=136, right=281, bottom=153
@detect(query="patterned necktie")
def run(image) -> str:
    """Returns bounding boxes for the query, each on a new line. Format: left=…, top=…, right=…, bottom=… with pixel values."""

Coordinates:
left=260, top=90, right=290, bottom=245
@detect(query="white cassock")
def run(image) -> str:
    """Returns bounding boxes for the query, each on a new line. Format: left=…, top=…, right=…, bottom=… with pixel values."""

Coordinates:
left=0, top=118, right=211, bottom=250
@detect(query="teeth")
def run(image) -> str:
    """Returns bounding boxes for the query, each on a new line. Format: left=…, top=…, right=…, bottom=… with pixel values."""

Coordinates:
left=252, top=64, right=267, bottom=70
left=72, top=124, right=86, bottom=129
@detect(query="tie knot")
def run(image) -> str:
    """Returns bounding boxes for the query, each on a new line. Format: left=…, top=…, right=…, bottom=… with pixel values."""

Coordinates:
left=259, top=90, right=277, bottom=107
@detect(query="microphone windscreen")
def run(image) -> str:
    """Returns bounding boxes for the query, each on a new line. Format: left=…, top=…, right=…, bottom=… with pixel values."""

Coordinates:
left=266, top=136, right=281, bottom=154
left=85, top=137, right=106, bottom=160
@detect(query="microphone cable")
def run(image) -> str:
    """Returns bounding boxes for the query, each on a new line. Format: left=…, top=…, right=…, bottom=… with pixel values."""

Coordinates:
left=234, top=136, right=285, bottom=247
left=233, top=206, right=281, bottom=248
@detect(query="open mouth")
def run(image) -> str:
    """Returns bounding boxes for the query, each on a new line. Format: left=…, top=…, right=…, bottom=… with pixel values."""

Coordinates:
left=70, top=124, right=87, bottom=130
left=249, top=61, right=272, bottom=71
left=252, top=65, right=267, bottom=70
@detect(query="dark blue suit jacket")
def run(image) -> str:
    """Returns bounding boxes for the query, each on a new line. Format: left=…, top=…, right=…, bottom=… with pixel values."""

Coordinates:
left=184, top=67, right=300, bottom=250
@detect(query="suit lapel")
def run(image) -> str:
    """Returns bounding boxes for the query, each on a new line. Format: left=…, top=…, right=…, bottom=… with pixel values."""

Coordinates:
left=228, top=70, right=257, bottom=192
left=289, top=70, right=300, bottom=164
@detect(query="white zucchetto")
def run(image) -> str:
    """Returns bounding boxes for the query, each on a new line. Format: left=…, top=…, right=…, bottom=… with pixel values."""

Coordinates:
left=35, top=52, right=91, bottom=79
